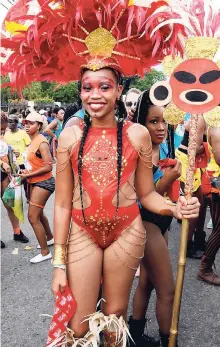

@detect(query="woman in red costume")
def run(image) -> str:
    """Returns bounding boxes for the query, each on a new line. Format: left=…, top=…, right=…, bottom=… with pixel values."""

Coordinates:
left=1, top=1, right=200, bottom=345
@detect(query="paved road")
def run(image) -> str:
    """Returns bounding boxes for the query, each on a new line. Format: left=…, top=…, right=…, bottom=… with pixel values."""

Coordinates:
left=1, top=193, right=220, bottom=347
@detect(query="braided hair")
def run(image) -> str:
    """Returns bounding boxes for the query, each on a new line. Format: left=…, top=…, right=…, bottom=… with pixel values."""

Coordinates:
left=77, top=111, right=91, bottom=224
left=134, top=90, right=175, bottom=158
left=116, top=97, right=126, bottom=211
left=77, top=68, right=126, bottom=224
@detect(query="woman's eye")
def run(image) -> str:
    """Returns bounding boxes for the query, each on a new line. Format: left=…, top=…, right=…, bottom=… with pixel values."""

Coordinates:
left=82, top=86, right=91, bottom=91
left=101, top=84, right=110, bottom=91
left=150, top=120, right=157, bottom=124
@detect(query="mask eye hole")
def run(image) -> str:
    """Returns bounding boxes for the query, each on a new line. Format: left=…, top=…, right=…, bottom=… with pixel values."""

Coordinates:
left=199, top=70, right=220, bottom=84
left=174, top=71, right=196, bottom=84
left=149, top=81, right=172, bottom=106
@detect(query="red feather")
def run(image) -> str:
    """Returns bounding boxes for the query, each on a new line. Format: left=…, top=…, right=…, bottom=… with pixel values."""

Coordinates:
left=1, top=0, right=188, bottom=93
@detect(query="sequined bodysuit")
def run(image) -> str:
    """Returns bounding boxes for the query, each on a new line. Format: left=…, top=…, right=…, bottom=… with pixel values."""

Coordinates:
left=71, top=121, right=140, bottom=249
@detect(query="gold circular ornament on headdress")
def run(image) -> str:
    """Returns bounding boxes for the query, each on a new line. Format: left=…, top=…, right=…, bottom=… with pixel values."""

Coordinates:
left=185, top=37, right=219, bottom=60
left=85, top=28, right=117, bottom=58
left=203, top=107, right=220, bottom=128
left=162, top=55, right=183, bottom=76
left=163, top=102, right=185, bottom=125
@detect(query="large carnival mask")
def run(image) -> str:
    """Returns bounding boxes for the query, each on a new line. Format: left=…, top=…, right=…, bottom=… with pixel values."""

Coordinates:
left=149, top=37, right=220, bottom=126
left=170, top=59, right=220, bottom=114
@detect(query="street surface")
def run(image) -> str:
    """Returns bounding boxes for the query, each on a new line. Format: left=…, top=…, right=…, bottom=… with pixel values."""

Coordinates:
left=1, top=192, right=220, bottom=347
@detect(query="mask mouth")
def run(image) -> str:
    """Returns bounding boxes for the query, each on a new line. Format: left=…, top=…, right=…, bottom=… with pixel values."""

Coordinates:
left=179, top=89, right=213, bottom=105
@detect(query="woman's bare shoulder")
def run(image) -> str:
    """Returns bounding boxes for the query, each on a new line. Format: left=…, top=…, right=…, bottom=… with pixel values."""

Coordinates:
left=127, top=123, right=151, bottom=151
left=58, top=125, right=82, bottom=148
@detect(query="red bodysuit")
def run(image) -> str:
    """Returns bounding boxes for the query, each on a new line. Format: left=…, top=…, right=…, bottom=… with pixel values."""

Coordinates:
left=71, top=121, right=140, bottom=249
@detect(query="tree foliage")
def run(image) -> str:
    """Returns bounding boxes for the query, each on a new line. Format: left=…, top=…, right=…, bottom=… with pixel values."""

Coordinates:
left=47, top=82, right=78, bottom=103
left=130, top=69, right=166, bottom=91
left=1, top=75, right=19, bottom=105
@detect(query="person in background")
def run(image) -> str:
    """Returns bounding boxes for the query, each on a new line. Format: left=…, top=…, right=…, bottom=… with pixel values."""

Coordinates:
left=0, top=112, right=29, bottom=247
left=4, top=114, right=31, bottom=199
left=45, top=107, right=65, bottom=158
left=197, top=126, right=220, bottom=286
left=45, top=108, right=53, bottom=124
left=124, top=88, right=141, bottom=120
left=19, top=112, right=55, bottom=263
left=130, top=91, right=181, bottom=347
left=45, top=107, right=64, bottom=141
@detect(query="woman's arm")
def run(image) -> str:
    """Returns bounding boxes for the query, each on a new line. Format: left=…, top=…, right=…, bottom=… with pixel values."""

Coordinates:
left=53, top=128, right=75, bottom=245
left=134, top=126, right=199, bottom=219
left=45, top=119, right=58, bottom=138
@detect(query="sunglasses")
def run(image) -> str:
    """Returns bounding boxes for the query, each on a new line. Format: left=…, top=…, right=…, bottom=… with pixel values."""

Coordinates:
left=125, top=101, right=137, bottom=107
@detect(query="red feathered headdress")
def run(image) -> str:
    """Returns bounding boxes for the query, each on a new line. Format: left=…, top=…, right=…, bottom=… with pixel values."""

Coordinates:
left=1, top=0, right=188, bottom=92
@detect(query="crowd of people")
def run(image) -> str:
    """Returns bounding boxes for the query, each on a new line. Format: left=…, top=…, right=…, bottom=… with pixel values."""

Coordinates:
left=1, top=83, right=219, bottom=347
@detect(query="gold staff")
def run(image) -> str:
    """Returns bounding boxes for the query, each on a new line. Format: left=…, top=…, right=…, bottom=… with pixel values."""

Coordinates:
left=169, top=113, right=199, bottom=347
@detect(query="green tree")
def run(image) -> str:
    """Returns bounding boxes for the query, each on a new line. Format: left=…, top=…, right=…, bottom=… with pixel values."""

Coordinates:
left=1, top=75, right=19, bottom=105
left=47, top=82, right=78, bottom=103
left=130, top=69, right=165, bottom=91
left=22, top=82, right=43, bottom=100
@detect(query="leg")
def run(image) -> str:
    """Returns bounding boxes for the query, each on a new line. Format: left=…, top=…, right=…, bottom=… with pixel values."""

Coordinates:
left=28, top=186, right=51, bottom=255
left=102, top=217, right=145, bottom=346
left=67, top=223, right=103, bottom=337
left=132, top=261, right=154, bottom=320
left=130, top=261, right=159, bottom=347
left=40, top=213, right=53, bottom=240
left=143, top=223, right=175, bottom=335
left=198, top=193, right=220, bottom=286
left=185, top=187, right=203, bottom=259
left=1, top=177, right=20, bottom=232
left=102, top=217, right=146, bottom=319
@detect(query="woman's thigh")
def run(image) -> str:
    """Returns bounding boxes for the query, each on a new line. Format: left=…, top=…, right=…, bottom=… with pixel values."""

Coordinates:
left=29, top=185, right=51, bottom=206
left=102, top=216, right=146, bottom=318
left=67, top=223, right=103, bottom=334
left=143, top=222, right=174, bottom=295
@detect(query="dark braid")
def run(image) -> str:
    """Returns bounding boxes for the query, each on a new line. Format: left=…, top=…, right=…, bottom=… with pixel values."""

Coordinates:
left=78, top=112, right=91, bottom=224
left=116, top=98, right=126, bottom=211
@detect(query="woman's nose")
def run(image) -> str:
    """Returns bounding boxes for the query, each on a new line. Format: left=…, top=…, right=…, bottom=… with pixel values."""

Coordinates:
left=90, top=88, right=101, bottom=98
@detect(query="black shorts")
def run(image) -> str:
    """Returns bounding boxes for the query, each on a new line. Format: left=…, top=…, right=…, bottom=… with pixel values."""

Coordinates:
left=31, top=177, right=55, bottom=194
left=140, top=206, right=173, bottom=235
left=1, top=170, right=8, bottom=183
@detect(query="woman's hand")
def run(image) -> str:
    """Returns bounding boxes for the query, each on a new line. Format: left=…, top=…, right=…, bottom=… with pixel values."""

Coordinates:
left=51, top=268, right=67, bottom=297
left=173, top=196, right=200, bottom=220
left=1, top=162, right=11, bottom=174
left=162, top=161, right=181, bottom=184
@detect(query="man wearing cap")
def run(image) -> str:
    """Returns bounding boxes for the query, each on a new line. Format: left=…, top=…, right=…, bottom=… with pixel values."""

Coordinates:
left=4, top=114, right=31, bottom=172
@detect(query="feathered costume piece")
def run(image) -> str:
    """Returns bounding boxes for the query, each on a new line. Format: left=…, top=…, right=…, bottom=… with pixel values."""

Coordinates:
left=1, top=0, right=188, bottom=92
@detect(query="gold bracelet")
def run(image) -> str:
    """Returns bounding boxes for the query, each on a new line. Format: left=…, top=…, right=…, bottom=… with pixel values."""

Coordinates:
left=52, top=244, right=67, bottom=265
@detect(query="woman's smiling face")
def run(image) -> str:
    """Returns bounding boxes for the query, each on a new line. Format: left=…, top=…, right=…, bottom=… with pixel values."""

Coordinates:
left=81, top=69, right=123, bottom=120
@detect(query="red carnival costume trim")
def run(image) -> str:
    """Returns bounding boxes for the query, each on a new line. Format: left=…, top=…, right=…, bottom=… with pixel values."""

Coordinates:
left=1, top=0, right=187, bottom=91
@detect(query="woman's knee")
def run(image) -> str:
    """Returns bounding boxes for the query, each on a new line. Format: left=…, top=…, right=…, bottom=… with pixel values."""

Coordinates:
left=69, top=316, right=89, bottom=337
left=102, top=302, right=127, bottom=319
left=156, top=285, right=175, bottom=304
left=28, top=209, right=40, bottom=225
